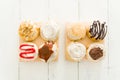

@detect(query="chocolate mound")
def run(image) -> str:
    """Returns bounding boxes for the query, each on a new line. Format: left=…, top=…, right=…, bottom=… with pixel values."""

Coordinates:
left=89, top=47, right=103, bottom=60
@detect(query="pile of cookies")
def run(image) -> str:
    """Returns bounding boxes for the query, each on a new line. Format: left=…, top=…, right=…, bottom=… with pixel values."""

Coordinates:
left=18, top=20, right=107, bottom=62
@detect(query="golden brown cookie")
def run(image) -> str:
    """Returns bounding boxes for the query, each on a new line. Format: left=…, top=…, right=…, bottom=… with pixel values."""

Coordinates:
left=19, top=21, right=40, bottom=42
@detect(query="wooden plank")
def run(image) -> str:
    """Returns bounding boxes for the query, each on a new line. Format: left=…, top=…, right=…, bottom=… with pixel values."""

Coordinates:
left=48, top=0, right=79, bottom=22
left=109, top=68, right=120, bottom=80
left=0, top=0, right=19, bottom=80
left=79, top=0, right=108, bottom=22
left=20, top=0, right=49, bottom=22
left=19, top=0, right=48, bottom=80
left=109, top=0, right=120, bottom=68
left=48, top=0, right=79, bottom=80
left=78, top=0, right=108, bottom=80
left=109, top=0, right=120, bottom=79
left=19, top=62, right=48, bottom=80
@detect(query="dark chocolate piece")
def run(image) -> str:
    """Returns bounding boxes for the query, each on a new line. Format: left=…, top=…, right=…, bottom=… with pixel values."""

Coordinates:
left=89, top=47, right=103, bottom=60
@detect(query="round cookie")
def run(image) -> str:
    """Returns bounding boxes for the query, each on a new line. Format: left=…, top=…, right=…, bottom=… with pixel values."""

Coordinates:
left=19, top=21, right=40, bottom=42
left=40, top=21, right=59, bottom=41
left=19, top=43, right=38, bottom=61
left=87, top=43, right=105, bottom=62
left=87, top=20, right=107, bottom=41
left=67, top=23, right=86, bottom=41
left=67, top=42, right=86, bottom=62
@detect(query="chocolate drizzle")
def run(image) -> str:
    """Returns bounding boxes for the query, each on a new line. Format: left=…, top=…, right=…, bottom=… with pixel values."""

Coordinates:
left=38, top=41, right=54, bottom=62
left=89, top=20, right=107, bottom=40
left=89, top=47, right=103, bottom=60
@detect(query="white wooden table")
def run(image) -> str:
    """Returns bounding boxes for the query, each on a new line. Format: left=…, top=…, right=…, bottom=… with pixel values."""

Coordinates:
left=0, top=0, right=120, bottom=80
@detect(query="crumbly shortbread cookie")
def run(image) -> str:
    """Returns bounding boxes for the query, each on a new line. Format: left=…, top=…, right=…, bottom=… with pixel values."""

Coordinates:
left=19, top=21, right=40, bottom=42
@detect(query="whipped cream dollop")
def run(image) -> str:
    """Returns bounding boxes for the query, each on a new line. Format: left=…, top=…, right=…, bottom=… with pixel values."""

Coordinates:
left=67, top=42, right=86, bottom=61
left=40, top=21, right=59, bottom=41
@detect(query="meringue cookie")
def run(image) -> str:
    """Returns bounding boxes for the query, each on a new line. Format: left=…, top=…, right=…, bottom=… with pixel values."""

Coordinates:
left=67, top=42, right=86, bottom=61
left=40, top=21, right=59, bottom=41
left=67, top=23, right=86, bottom=40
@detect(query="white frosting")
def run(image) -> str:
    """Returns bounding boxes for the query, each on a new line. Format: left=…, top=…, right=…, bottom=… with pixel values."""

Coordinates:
left=19, top=43, right=38, bottom=61
left=40, top=21, right=59, bottom=41
left=67, top=42, right=86, bottom=61
left=39, top=43, right=58, bottom=63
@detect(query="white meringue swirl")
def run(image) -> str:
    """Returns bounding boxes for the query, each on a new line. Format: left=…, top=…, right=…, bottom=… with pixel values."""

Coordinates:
left=40, top=21, right=59, bottom=41
left=67, top=42, right=86, bottom=61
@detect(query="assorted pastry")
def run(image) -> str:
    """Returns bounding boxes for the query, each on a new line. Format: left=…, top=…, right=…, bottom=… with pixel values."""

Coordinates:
left=18, top=21, right=59, bottom=62
left=67, top=23, right=86, bottom=40
left=87, top=20, right=107, bottom=41
left=87, top=43, right=105, bottom=61
left=65, top=20, right=107, bottom=62
left=19, top=21, right=40, bottom=42
left=19, top=43, right=38, bottom=61
left=67, top=42, right=86, bottom=61
left=40, top=21, right=59, bottom=41
left=18, top=20, right=107, bottom=62
left=38, top=41, right=58, bottom=62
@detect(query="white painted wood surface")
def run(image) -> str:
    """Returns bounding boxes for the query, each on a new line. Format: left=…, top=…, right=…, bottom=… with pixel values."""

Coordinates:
left=0, top=0, right=120, bottom=80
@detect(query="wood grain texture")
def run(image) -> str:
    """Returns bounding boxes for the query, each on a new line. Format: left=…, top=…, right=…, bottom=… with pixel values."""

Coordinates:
left=0, top=0, right=19, bottom=80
